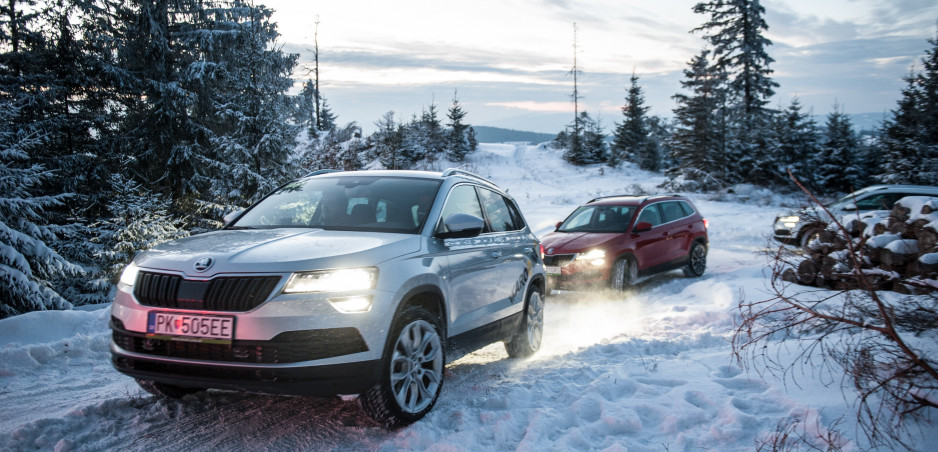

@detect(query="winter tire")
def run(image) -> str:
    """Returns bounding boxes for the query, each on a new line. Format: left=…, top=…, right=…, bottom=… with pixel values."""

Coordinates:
left=799, top=226, right=822, bottom=249
left=136, top=379, right=203, bottom=398
left=682, top=242, right=707, bottom=277
left=360, top=306, right=445, bottom=427
left=611, top=256, right=637, bottom=291
left=505, top=286, right=544, bottom=358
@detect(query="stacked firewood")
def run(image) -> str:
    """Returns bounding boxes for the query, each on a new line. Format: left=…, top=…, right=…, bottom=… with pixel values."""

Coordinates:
left=783, top=196, right=938, bottom=294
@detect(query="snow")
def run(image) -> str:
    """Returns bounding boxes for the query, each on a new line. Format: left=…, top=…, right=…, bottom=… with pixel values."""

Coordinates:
left=2, top=143, right=937, bottom=451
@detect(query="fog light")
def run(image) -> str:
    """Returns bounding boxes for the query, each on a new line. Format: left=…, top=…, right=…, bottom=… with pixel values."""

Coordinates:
left=329, top=296, right=373, bottom=313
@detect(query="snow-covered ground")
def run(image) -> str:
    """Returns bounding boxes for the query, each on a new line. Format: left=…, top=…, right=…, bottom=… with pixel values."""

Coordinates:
left=1, top=143, right=935, bottom=451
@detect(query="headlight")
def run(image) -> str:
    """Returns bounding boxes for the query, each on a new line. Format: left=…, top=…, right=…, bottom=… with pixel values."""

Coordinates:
left=575, top=249, right=606, bottom=266
left=778, top=215, right=800, bottom=223
left=284, top=268, right=377, bottom=293
left=119, top=262, right=139, bottom=286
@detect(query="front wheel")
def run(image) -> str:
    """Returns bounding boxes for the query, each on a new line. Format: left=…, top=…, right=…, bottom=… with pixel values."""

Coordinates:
left=682, top=242, right=707, bottom=277
left=505, top=286, right=544, bottom=358
left=360, top=306, right=445, bottom=427
left=611, top=256, right=637, bottom=291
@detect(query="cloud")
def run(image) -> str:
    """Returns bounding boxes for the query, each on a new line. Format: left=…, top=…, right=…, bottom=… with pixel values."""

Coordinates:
left=485, top=101, right=573, bottom=113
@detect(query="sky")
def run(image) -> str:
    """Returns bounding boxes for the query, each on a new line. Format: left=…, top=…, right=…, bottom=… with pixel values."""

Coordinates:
left=263, top=0, right=938, bottom=133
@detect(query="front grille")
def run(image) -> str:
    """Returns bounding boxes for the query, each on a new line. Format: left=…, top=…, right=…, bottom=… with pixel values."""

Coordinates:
left=112, top=327, right=369, bottom=363
left=134, top=272, right=280, bottom=312
left=543, top=254, right=576, bottom=267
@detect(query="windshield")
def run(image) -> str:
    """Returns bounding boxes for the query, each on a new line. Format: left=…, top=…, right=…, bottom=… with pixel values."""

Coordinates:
left=231, top=176, right=442, bottom=234
left=557, top=205, right=634, bottom=233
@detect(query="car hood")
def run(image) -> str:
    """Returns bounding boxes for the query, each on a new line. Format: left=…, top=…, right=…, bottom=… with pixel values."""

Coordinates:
left=135, top=228, right=422, bottom=277
left=540, top=231, right=621, bottom=254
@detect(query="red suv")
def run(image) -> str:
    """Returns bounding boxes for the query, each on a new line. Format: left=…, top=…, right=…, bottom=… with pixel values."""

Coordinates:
left=540, top=195, right=708, bottom=291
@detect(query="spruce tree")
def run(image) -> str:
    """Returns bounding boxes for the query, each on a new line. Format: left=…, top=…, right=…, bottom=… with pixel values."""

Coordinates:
left=446, top=92, right=476, bottom=162
left=767, top=98, right=819, bottom=188
left=0, top=103, right=79, bottom=317
left=819, top=106, right=862, bottom=194
left=611, top=74, right=658, bottom=170
left=877, top=73, right=928, bottom=184
left=693, top=0, right=778, bottom=184
left=206, top=1, right=299, bottom=212
left=667, top=50, right=729, bottom=190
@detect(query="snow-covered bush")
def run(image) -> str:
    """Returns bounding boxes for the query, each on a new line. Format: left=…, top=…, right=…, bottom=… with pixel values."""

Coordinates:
left=736, top=191, right=938, bottom=449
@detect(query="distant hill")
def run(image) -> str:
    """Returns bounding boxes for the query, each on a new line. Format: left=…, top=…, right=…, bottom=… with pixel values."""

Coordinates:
left=473, top=126, right=555, bottom=144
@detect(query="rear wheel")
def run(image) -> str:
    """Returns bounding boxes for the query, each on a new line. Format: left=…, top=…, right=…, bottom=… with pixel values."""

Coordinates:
left=136, top=379, right=203, bottom=398
left=682, top=242, right=707, bottom=277
left=505, top=286, right=544, bottom=358
left=611, top=256, right=637, bottom=291
left=360, top=306, right=445, bottom=427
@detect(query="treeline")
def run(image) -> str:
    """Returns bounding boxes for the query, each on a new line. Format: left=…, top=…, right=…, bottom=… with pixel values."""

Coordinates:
left=553, top=1, right=938, bottom=195
left=0, top=0, right=477, bottom=317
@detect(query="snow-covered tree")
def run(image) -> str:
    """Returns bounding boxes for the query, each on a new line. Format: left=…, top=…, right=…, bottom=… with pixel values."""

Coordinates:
left=204, top=1, right=299, bottom=211
left=445, top=92, right=476, bottom=162
left=692, top=0, right=779, bottom=185
left=555, top=111, right=607, bottom=165
left=767, top=98, right=819, bottom=188
left=818, top=106, right=863, bottom=194
left=667, top=50, right=730, bottom=190
left=611, top=74, right=658, bottom=170
left=0, top=103, right=79, bottom=318
left=876, top=32, right=938, bottom=184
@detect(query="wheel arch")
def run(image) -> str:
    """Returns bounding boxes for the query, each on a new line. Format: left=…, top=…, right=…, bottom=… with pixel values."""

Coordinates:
left=394, top=285, right=447, bottom=337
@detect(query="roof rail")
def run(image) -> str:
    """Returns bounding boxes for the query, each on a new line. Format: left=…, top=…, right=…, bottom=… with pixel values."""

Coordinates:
left=303, top=169, right=341, bottom=178
left=587, top=193, right=680, bottom=204
left=441, top=168, right=497, bottom=187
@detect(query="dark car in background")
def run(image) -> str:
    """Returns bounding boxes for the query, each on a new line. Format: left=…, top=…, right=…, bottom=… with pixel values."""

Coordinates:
left=540, top=195, right=709, bottom=291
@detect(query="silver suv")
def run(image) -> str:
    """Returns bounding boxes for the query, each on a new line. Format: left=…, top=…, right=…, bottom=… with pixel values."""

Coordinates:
left=774, top=184, right=938, bottom=247
left=110, top=169, right=546, bottom=425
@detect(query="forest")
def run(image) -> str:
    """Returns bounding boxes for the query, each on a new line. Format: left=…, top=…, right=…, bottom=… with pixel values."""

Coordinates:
left=2, top=0, right=937, bottom=317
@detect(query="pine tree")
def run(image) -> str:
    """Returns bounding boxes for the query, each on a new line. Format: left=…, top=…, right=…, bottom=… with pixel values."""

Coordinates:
left=693, top=0, right=778, bottom=184
left=373, top=111, right=409, bottom=169
left=611, top=74, right=658, bottom=170
left=877, top=72, right=928, bottom=184
left=205, top=1, right=300, bottom=212
left=818, top=105, right=862, bottom=194
left=0, top=103, right=80, bottom=317
left=445, top=92, right=476, bottom=162
left=667, top=50, right=730, bottom=190
left=767, top=98, right=819, bottom=188
left=557, top=112, right=606, bottom=165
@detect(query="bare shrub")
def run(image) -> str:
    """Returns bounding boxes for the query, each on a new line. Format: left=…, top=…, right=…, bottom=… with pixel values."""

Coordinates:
left=735, top=173, right=938, bottom=450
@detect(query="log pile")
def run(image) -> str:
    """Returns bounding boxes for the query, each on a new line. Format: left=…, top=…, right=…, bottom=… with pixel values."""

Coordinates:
left=783, top=196, right=938, bottom=294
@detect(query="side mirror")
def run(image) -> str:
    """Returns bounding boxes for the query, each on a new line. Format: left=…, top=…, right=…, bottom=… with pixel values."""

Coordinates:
left=439, top=213, right=485, bottom=239
left=842, top=202, right=857, bottom=212
left=555, top=221, right=563, bottom=230
left=633, top=221, right=653, bottom=233
left=223, top=210, right=244, bottom=226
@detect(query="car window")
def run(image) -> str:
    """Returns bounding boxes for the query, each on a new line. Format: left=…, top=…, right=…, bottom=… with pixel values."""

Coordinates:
left=437, top=184, right=484, bottom=234
left=636, top=204, right=662, bottom=227
left=659, top=201, right=688, bottom=223
left=231, top=176, right=442, bottom=234
left=678, top=200, right=696, bottom=217
left=558, top=205, right=633, bottom=232
left=855, top=193, right=898, bottom=210
left=479, top=188, right=521, bottom=232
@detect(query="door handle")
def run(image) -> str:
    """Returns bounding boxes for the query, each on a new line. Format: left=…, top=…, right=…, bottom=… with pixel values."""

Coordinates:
left=490, top=251, right=503, bottom=258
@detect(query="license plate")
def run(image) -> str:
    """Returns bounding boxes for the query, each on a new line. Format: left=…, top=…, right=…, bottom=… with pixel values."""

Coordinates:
left=546, top=266, right=562, bottom=275
left=147, top=312, right=235, bottom=343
